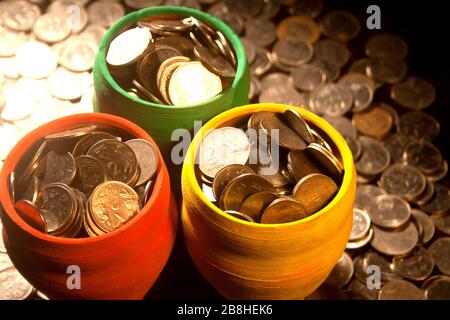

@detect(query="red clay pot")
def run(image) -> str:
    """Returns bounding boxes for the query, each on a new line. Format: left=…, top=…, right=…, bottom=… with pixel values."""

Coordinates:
left=0, top=113, right=178, bottom=300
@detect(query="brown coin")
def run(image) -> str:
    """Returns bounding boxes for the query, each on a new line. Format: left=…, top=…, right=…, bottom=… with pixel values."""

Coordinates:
left=156, top=35, right=196, bottom=59
left=282, top=108, right=314, bottom=144
left=220, top=173, right=277, bottom=211
left=212, top=164, right=255, bottom=201
left=287, top=150, right=322, bottom=182
left=36, top=151, right=76, bottom=186
left=370, top=222, right=418, bottom=256
left=429, top=237, right=450, bottom=276
left=392, top=247, right=434, bottom=281
left=86, top=139, right=139, bottom=186
left=346, top=228, right=373, bottom=250
left=75, top=155, right=106, bottom=196
left=260, top=114, right=307, bottom=152
left=193, top=45, right=235, bottom=78
left=239, top=191, right=279, bottom=222
left=411, top=209, right=435, bottom=244
left=420, top=184, right=450, bottom=214
left=73, top=132, right=117, bottom=158
left=325, top=252, right=354, bottom=287
left=125, top=139, right=159, bottom=187
left=352, top=106, right=393, bottom=140
left=252, top=161, right=292, bottom=189
left=413, top=177, right=435, bottom=206
left=306, top=143, right=343, bottom=182
left=423, top=276, right=450, bottom=300
left=90, top=181, right=140, bottom=233
left=403, top=140, right=443, bottom=175
left=260, top=198, right=309, bottom=224
left=224, top=210, right=255, bottom=223
left=432, top=213, right=450, bottom=236
left=378, top=280, right=425, bottom=300
left=292, top=173, right=338, bottom=214
left=378, top=164, right=427, bottom=202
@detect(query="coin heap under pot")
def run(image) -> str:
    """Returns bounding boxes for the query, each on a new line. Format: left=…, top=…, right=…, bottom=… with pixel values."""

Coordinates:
left=196, top=108, right=344, bottom=224
left=106, top=15, right=237, bottom=106
left=9, top=125, right=159, bottom=237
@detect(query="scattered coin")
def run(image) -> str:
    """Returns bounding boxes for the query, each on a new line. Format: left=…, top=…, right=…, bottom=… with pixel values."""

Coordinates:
left=423, top=276, right=450, bottom=300
left=352, top=106, right=393, bottom=140
left=277, top=15, right=320, bottom=44
left=0, top=264, right=34, bottom=300
left=370, top=222, right=418, bottom=256
left=378, top=280, right=425, bottom=300
left=325, top=252, right=354, bottom=287
left=365, top=33, right=408, bottom=60
left=421, top=184, right=450, bottom=214
left=310, top=83, right=353, bottom=117
left=399, top=111, right=440, bottom=141
left=429, top=238, right=450, bottom=276
left=355, top=136, right=390, bottom=177
left=392, top=247, right=434, bottom=281
left=349, top=208, right=371, bottom=242
left=367, top=194, right=411, bottom=229
left=15, top=41, right=57, bottom=79
left=290, top=64, right=327, bottom=92
left=313, top=39, right=350, bottom=68
left=379, top=164, right=427, bottom=202
left=391, top=76, right=436, bottom=110
left=432, top=213, right=450, bottom=236
left=410, top=209, right=435, bottom=244
left=403, top=140, right=443, bottom=176
left=319, top=10, right=360, bottom=42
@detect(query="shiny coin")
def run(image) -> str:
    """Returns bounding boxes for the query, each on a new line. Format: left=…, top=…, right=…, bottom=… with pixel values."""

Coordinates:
left=2, top=0, right=41, bottom=32
left=272, top=39, right=313, bottom=67
left=90, top=181, right=140, bottom=233
left=290, top=64, right=327, bottom=92
left=427, top=160, right=448, bottom=182
left=87, top=139, right=139, bottom=186
left=411, top=209, right=435, bottom=244
left=259, top=85, right=301, bottom=106
left=378, top=280, right=425, bottom=300
left=248, top=111, right=277, bottom=131
left=156, top=56, right=190, bottom=96
left=73, top=132, right=117, bottom=158
left=292, top=173, right=338, bottom=214
left=224, top=0, right=264, bottom=18
left=224, top=210, right=255, bottom=223
left=339, top=73, right=375, bottom=112
left=413, top=179, right=436, bottom=206
left=87, top=0, right=125, bottom=27
left=21, top=175, right=40, bottom=204
left=348, top=58, right=383, bottom=89
left=371, top=222, right=418, bottom=256
left=403, top=140, right=442, bottom=175
left=250, top=46, right=272, bottom=76
left=147, top=18, right=193, bottom=34
left=283, top=109, right=314, bottom=144
left=45, top=125, right=97, bottom=148
left=306, top=143, right=343, bottom=182
left=245, top=18, right=277, bottom=48
left=379, top=164, right=427, bottom=201
left=349, top=208, right=371, bottom=241
left=399, top=111, right=440, bottom=142
left=347, top=277, right=378, bottom=300
left=428, top=237, right=450, bottom=276
left=199, top=127, right=251, bottom=179
left=287, top=150, right=322, bottom=182
left=421, top=184, right=450, bottom=214
left=14, top=199, right=47, bottom=233
left=319, top=11, right=360, bottom=42
left=212, top=164, right=255, bottom=201
left=75, top=155, right=106, bottom=196
left=15, top=41, right=57, bottom=79
left=168, top=61, right=222, bottom=106
left=382, top=133, right=416, bottom=163
left=365, top=33, right=408, bottom=60
left=432, top=213, right=450, bottom=236
left=0, top=265, right=34, bottom=300
left=313, top=39, right=350, bottom=68
left=366, top=58, right=407, bottom=84
left=367, top=194, right=411, bottom=229
left=277, top=15, right=320, bottom=44
left=106, top=27, right=151, bottom=68
left=48, top=68, right=92, bottom=101
left=221, top=173, right=276, bottom=211
left=423, top=276, right=450, bottom=300
left=355, top=136, right=390, bottom=176
left=325, top=252, right=354, bottom=287
left=310, top=83, right=353, bottom=117
left=0, top=26, right=28, bottom=58
left=352, top=106, right=393, bottom=140
left=36, top=151, right=76, bottom=186
left=344, top=135, right=361, bottom=161
left=155, top=35, right=195, bottom=59
left=33, top=13, right=71, bottom=44
left=392, top=247, right=434, bottom=281
left=193, top=45, right=235, bottom=78
left=311, top=58, right=340, bottom=83
left=323, top=115, right=357, bottom=140
left=260, top=114, right=307, bottom=151
left=239, top=191, right=279, bottom=222
left=125, top=139, right=159, bottom=187
left=391, top=76, right=436, bottom=110
left=260, top=198, right=309, bottom=224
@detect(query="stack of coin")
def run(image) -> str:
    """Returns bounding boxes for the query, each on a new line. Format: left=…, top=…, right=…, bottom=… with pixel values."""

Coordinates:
left=11, top=125, right=159, bottom=238
left=196, top=108, right=343, bottom=224
left=106, top=15, right=237, bottom=106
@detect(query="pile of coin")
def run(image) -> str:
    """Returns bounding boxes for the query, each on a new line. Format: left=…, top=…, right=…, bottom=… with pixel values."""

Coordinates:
left=10, top=124, right=159, bottom=238
left=106, top=15, right=236, bottom=106
left=196, top=108, right=343, bottom=224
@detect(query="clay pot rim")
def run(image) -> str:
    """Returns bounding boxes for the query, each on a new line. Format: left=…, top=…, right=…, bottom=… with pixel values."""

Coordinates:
left=0, top=113, right=166, bottom=244
left=96, top=5, right=247, bottom=110
left=183, top=103, right=355, bottom=228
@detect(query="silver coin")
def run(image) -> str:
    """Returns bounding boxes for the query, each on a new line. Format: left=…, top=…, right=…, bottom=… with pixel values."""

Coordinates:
left=325, top=252, right=354, bottom=287
left=367, top=194, right=411, bottom=229
left=125, top=139, right=159, bottom=187
left=392, top=247, right=434, bottom=281
left=290, top=64, right=327, bottom=92
left=314, top=39, right=350, bottom=68
left=311, top=58, right=340, bottom=83
left=124, top=0, right=164, bottom=9
left=240, top=38, right=256, bottom=64
left=59, top=37, right=96, bottom=72
left=0, top=266, right=34, bottom=300
left=366, top=58, right=407, bottom=84
left=338, top=76, right=374, bottom=113
left=15, top=41, right=57, bottom=79
left=348, top=58, right=383, bottom=89
left=33, top=13, right=71, bottom=44
left=0, top=26, right=28, bottom=58
left=208, top=2, right=244, bottom=35
left=248, top=75, right=261, bottom=101
left=411, top=209, right=435, bottom=244
left=362, top=251, right=401, bottom=284
left=378, top=279, right=425, bottom=300
left=391, top=76, right=436, bottom=110
left=346, top=227, right=373, bottom=250
left=283, top=108, right=314, bottom=144
left=2, top=0, right=41, bottom=32
left=259, top=85, right=301, bottom=106
left=260, top=72, right=292, bottom=91
left=323, top=115, right=357, bottom=139
left=87, top=0, right=125, bottom=28
left=403, top=140, right=442, bottom=176
left=272, top=39, right=313, bottom=67
left=344, top=135, right=362, bottom=161
left=250, top=46, right=272, bottom=76
left=382, top=133, right=416, bottom=163
left=429, top=237, right=450, bottom=276
left=310, top=83, right=353, bottom=117
left=349, top=207, right=371, bottom=241
left=245, top=18, right=277, bottom=48
left=399, top=111, right=440, bottom=142
left=379, top=164, right=427, bottom=202
left=379, top=103, right=400, bottom=131
left=48, top=68, right=92, bottom=101
left=371, top=222, right=419, bottom=257
left=355, top=136, right=390, bottom=176
left=289, top=0, right=324, bottom=18
left=47, top=2, right=88, bottom=34
left=224, top=0, right=264, bottom=18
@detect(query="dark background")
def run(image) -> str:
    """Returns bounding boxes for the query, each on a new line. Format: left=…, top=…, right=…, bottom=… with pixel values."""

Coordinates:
left=146, top=0, right=450, bottom=300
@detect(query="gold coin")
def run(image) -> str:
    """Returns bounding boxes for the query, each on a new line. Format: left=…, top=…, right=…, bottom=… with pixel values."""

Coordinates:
left=260, top=198, right=309, bottom=224
left=277, top=15, right=320, bottom=44
left=352, top=106, right=393, bottom=140
left=220, top=173, right=277, bottom=211
left=239, top=191, right=279, bottom=222
left=292, top=173, right=338, bottom=214
left=168, top=61, right=222, bottom=106
left=90, top=181, right=140, bottom=233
